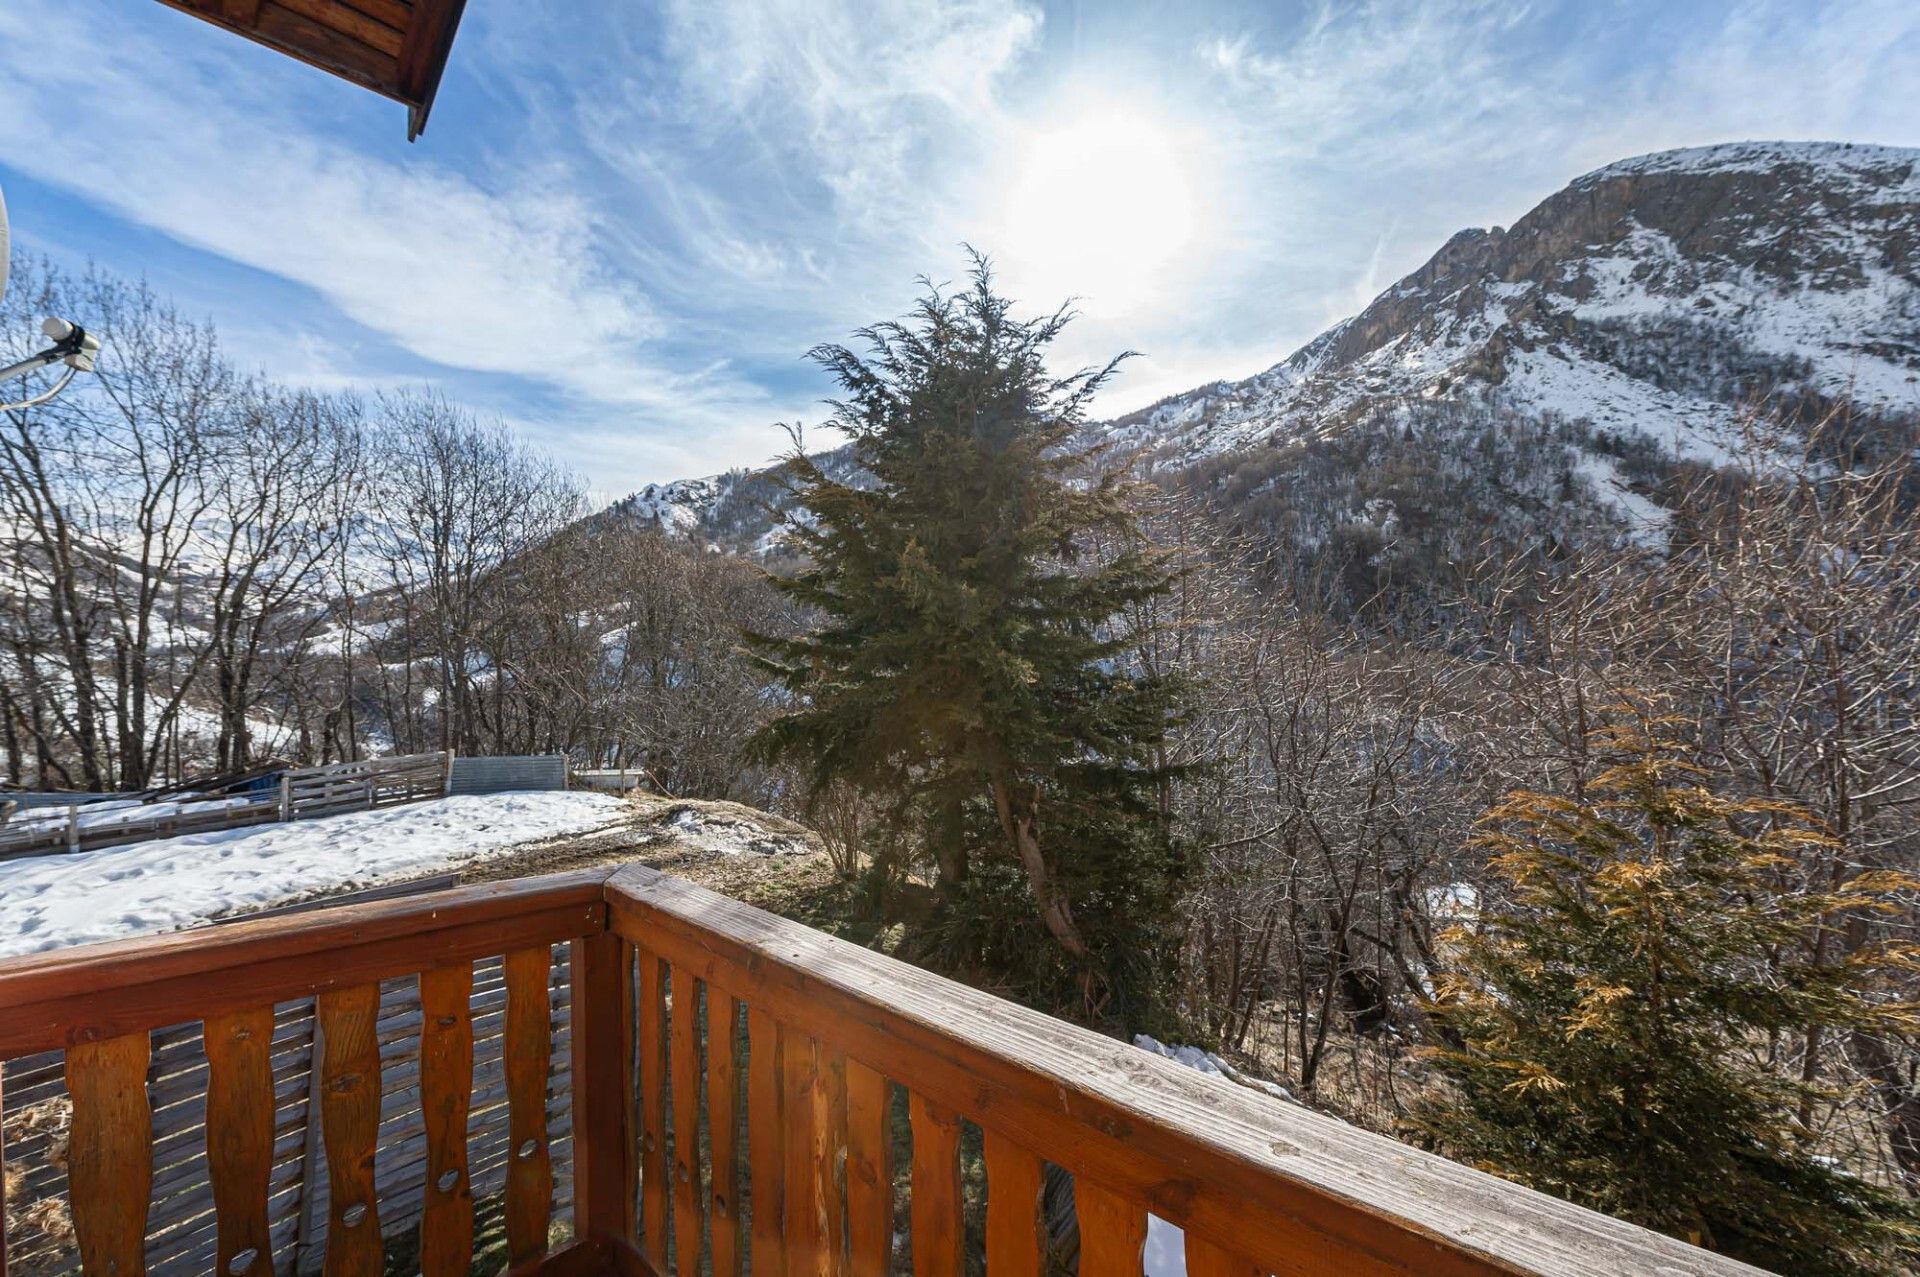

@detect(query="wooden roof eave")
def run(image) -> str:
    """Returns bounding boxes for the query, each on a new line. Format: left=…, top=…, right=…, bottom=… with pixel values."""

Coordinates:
left=153, top=0, right=469, bottom=140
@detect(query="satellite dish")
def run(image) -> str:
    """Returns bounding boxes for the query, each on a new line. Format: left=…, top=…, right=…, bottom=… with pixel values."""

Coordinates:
left=0, top=183, right=10, bottom=304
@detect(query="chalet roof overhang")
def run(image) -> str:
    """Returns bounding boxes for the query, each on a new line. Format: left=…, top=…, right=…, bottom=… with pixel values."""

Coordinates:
left=153, top=0, right=469, bottom=140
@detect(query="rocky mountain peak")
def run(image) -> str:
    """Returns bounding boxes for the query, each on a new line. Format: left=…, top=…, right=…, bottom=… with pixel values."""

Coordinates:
left=1115, top=140, right=1920, bottom=463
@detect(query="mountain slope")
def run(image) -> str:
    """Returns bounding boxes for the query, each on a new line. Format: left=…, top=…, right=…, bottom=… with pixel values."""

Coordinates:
left=1114, top=141, right=1919, bottom=467
left=616, top=141, right=1919, bottom=556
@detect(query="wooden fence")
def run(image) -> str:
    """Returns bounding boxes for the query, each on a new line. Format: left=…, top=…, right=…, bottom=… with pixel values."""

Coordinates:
left=0, top=753, right=452, bottom=863
left=0, top=867, right=1768, bottom=1277
left=0, top=949, right=575, bottom=1276
left=278, top=752, right=453, bottom=822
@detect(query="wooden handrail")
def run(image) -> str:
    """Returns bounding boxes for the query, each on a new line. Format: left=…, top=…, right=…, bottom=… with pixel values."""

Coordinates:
left=0, top=862, right=1779, bottom=1277
left=604, top=864, right=1769, bottom=1277
left=0, top=867, right=611, bottom=1057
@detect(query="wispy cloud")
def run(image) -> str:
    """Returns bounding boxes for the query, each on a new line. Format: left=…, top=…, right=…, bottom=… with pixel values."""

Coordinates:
left=0, top=4, right=757, bottom=421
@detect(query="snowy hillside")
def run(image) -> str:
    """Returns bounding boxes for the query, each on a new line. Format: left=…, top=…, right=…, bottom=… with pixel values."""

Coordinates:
left=593, top=443, right=863, bottom=553
left=1112, top=141, right=1920, bottom=465
left=0, top=790, right=629, bottom=956
left=619, top=143, right=1917, bottom=564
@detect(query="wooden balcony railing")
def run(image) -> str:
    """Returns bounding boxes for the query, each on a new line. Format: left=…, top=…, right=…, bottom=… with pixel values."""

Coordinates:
left=0, top=863, right=1770, bottom=1277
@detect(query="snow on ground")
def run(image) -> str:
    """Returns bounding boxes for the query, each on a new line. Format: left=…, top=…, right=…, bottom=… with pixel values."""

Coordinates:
left=0, top=791, right=629, bottom=958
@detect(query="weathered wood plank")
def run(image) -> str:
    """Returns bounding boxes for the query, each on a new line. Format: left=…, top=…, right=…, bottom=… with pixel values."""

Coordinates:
left=819, top=1047, right=848, bottom=1277
left=0, top=869, right=609, bottom=1057
left=418, top=963, right=474, bottom=1277
left=607, top=866, right=1768, bottom=1277
left=670, top=967, right=705, bottom=1277
left=780, top=1027, right=823, bottom=1277
left=983, top=1129, right=1043, bottom=1277
left=845, top=1061, right=891, bottom=1277
left=909, top=1093, right=962, bottom=1277
left=637, top=950, right=670, bottom=1271
left=505, top=946, right=554, bottom=1264
left=204, top=1007, right=276, bottom=1277
left=1, top=1066, right=9, bottom=1277
left=1076, top=1181, right=1146, bottom=1277
left=707, top=989, right=742, bottom=1277
left=746, top=1006, right=785, bottom=1277
left=571, top=932, right=636, bottom=1246
left=65, top=1032, right=153, bottom=1277
left=317, top=984, right=383, bottom=1277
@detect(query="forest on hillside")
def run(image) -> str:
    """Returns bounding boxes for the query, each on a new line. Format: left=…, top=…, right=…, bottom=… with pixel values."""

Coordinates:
left=7, top=256, right=1920, bottom=1272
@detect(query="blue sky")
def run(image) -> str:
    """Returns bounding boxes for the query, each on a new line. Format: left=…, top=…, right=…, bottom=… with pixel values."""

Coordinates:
left=2, top=1, right=1917, bottom=500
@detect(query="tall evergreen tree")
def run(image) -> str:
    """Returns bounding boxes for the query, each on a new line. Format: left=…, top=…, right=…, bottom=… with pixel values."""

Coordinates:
left=1418, top=709, right=1920, bottom=1275
left=747, top=254, right=1184, bottom=1017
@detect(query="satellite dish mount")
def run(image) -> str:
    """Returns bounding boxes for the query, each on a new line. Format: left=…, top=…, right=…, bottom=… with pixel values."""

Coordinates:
left=0, top=185, right=105, bottom=412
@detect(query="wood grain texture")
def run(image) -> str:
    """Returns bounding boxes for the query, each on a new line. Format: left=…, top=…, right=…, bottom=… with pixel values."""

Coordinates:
left=1, top=1066, right=9, bottom=1277
left=909, top=1093, right=962, bottom=1277
left=607, top=866, right=1769, bottom=1277
left=637, top=950, right=670, bottom=1272
left=0, top=869, right=608, bottom=1057
left=418, top=963, right=475, bottom=1277
left=1076, top=1181, right=1146, bottom=1277
left=706, top=990, right=742, bottom=1277
left=504, top=946, right=555, bottom=1264
left=571, top=932, right=636, bottom=1247
left=844, top=1062, right=892, bottom=1277
left=65, top=1032, right=152, bottom=1277
left=1184, top=1233, right=1264, bottom=1277
left=670, top=967, right=705, bottom=1277
left=983, top=1129, right=1043, bottom=1277
left=819, top=1048, right=849, bottom=1277
left=204, top=1007, right=276, bottom=1277
left=273, top=0, right=404, bottom=53
left=779, top=1026, right=822, bottom=1277
left=316, top=984, right=383, bottom=1277
left=746, top=1006, right=785, bottom=1277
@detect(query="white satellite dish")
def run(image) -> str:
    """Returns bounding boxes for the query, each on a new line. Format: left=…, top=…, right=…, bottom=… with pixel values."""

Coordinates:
left=0, top=185, right=104, bottom=409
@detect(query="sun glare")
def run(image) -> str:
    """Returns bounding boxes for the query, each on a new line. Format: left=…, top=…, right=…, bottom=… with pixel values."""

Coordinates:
left=1000, top=107, right=1201, bottom=315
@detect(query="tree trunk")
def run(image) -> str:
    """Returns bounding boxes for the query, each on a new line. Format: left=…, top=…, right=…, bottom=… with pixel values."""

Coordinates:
left=988, top=776, right=1089, bottom=961
left=933, top=793, right=969, bottom=894
left=1850, top=1031, right=1920, bottom=1196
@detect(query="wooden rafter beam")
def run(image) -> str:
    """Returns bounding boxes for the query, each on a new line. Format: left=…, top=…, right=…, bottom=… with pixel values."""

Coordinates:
left=151, top=0, right=469, bottom=139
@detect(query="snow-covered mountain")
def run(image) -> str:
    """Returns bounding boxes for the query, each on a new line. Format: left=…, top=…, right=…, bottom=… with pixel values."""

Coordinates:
left=612, top=141, right=1919, bottom=555
left=593, top=446, right=862, bottom=555
left=1114, top=141, right=1919, bottom=464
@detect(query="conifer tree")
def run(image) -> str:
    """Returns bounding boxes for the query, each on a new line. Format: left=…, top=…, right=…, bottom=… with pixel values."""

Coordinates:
left=746, top=254, right=1183, bottom=1016
left=1418, top=708, right=1920, bottom=1275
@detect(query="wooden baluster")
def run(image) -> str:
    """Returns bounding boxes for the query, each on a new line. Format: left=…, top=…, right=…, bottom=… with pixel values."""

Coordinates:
left=670, top=967, right=706, bottom=1277
left=1075, top=1182, right=1147, bottom=1277
left=1183, top=1234, right=1263, bottom=1277
left=418, top=964, right=474, bottom=1277
left=638, top=949, right=670, bottom=1271
left=504, top=946, right=554, bottom=1265
left=814, top=1046, right=849, bottom=1277
left=844, top=1062, right=890, bottom=1277
left=65, top=1032, right=152, bottom=1277
left=708, top=990, right=743, bottom=1277
left=908, top=1093, right=962, bottom=1277
left=780, top=1026, right=822, bottom=1277
left=982, top=1130, right=1043, bottom=1277
left=572, top=932, right=636, bottom=1246
left=205, top=1008, right=276, bottom=1277
left=1, top=1066, right=9, bottom=1277
left=747, top=1006, right=786, bottom=1277
left=316, top=985, right=383, bottom=1277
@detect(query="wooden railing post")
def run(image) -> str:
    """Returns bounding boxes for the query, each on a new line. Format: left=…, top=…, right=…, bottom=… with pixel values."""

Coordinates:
left=571, top=930, right=637, bottom=1247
